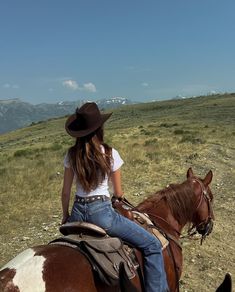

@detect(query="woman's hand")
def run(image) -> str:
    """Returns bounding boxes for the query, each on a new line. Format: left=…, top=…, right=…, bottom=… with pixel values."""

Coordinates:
left=61, top=214, right=70, bottom=225
left=111, top=195, right=124, bottom=204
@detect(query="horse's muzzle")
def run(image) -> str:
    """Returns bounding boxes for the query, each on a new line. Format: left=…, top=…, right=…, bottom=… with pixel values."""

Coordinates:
left=196, top=219, right=214, bottom=237
left=196, top=219, right=214, bottom=245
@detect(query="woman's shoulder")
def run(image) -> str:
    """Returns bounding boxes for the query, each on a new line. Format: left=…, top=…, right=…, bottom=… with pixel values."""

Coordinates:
left=111, top=147, right=118, bottom=154
left=110, top=147, right=124, bottom=171
left=111, top=148, right=123, bottom=160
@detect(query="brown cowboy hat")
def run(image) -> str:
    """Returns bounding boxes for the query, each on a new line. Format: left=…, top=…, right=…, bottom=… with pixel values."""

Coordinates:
left=65, top=102, right=112, bottom=137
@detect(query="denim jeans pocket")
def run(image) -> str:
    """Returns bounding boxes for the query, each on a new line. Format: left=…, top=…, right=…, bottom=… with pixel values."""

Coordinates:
left=87, top=202, right=113, bottom=230
left=69, top=201, right=85, bottom=222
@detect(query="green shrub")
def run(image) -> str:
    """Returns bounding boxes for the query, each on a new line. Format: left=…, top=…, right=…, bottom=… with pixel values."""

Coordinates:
left=50, top=143, right=62, bottom=151
left=140, top=129, right=151, bottom=135
left=146, top=152, right=160, bottom=161
left=147, top=124, right=156, bottom=128
left=174, top=129, right=184, bottom=135
left=36, top=159, right=45, bottom=166
left=144, top=139, right=158, bottom=146
left=0, top=168, right=7, bottom=176
left=180, top=135, right=205, bottom=144
left=160, top=123, right=178, bottom=128
left=14, top=148, right=35, bottom=157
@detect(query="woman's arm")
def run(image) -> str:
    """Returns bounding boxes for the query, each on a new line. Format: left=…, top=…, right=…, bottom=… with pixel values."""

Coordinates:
left=61, top=167, right=74, bottom=224
left=110, top=168, right=124, bottom=199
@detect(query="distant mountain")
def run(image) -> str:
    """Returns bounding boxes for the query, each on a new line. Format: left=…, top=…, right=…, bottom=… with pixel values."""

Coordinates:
left=0, top=97, right=133, bottom=134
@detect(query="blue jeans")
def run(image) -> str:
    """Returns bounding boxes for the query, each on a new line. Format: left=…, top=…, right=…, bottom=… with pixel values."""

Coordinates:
left=69, top=199, right=168, bottom=292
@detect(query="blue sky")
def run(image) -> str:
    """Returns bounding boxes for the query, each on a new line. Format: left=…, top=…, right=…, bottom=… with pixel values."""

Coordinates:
left=0, top=0, right=235, bottom=104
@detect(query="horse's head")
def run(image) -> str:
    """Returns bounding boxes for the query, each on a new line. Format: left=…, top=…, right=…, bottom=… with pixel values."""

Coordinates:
left=187, top=167, right=214, bottom=243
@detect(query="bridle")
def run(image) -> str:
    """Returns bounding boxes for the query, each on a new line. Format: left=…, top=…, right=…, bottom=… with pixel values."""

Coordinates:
left=187, top=177, right=214, bottom=244
left=143, top=178, right=214, bottom=245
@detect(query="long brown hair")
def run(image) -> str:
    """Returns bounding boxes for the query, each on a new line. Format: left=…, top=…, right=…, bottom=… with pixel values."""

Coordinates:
left=68, top=127, right=112, bottom=192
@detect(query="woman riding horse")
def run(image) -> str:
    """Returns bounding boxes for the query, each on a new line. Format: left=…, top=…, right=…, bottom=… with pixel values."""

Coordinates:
left=62, top=102, right=168, bottom=292
left=0, top=167, right=215, bottom=291
left=0, top=104, right=215, bottom=292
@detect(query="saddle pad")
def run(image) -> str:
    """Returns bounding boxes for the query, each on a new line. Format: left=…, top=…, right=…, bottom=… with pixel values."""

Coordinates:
left=132, top=211, right=169, bottom=250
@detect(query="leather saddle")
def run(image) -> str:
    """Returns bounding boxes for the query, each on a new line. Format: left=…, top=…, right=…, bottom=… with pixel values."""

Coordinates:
left=60, top=221, right=107, bottom=237
left=50, top=222, right=137, bottom=286
left=52, top=201, right=169, bottom=286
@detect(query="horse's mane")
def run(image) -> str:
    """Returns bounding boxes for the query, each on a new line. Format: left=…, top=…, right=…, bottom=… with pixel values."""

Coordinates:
left=137, top=179, right=197, bottom=225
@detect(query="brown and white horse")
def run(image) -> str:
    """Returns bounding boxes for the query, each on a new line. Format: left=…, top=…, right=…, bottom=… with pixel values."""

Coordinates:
left=0, top=168, right=216, bottom=292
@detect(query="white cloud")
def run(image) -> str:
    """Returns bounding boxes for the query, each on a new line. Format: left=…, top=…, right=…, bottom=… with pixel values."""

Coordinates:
left=62, top=79, right=97, bottom=93
left=141, top=82, right=149, bottom=87
left=83, top=82, right=97, bottom=93
left=209, top=90, right=217, bottom=95
left=62, top=80, right=79, bottom=90
left=3, top=83, right=11, bottom=88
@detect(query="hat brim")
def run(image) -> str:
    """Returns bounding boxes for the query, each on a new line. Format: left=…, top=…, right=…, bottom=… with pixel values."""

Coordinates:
left=65, top=112, right=112, bottom=138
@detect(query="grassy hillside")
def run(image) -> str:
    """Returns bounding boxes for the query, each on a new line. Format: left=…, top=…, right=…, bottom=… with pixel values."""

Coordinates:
left=0, top=93, right=234, bottom=291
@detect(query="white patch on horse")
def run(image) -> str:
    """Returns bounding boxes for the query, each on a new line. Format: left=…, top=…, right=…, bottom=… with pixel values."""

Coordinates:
left=1, top=248, right=46, bottom=292
left=0, top=248, right=36, bottom=271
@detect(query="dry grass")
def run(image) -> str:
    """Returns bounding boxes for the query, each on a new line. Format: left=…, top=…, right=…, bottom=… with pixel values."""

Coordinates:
left=0, top=94, right=235, bottom=291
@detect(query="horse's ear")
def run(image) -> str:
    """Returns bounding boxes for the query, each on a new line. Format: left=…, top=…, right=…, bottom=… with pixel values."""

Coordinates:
left=215, top=273, right=232, bottom=292
left=203, top=170, right=213, bottom=186
left=187, top=167, right=194, bottom=178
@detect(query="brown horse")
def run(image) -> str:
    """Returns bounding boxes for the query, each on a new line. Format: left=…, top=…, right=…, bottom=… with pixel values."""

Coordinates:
left=0, top=168, right=215, bottom=292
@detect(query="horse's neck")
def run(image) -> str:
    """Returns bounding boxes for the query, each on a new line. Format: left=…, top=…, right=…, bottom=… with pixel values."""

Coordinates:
left=138, top=199, right=185, bottom=238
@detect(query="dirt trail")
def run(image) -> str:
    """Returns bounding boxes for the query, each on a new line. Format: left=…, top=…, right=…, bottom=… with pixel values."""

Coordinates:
left=179, top=144, right=235, bottom=291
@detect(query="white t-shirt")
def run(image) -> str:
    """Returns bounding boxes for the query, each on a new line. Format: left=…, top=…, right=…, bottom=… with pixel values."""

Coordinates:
left=64, top=147, right=124, bottom=197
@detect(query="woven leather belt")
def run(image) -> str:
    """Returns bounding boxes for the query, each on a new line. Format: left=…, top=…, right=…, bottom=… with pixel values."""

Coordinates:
left=75, top=195, right=110, bottom=204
